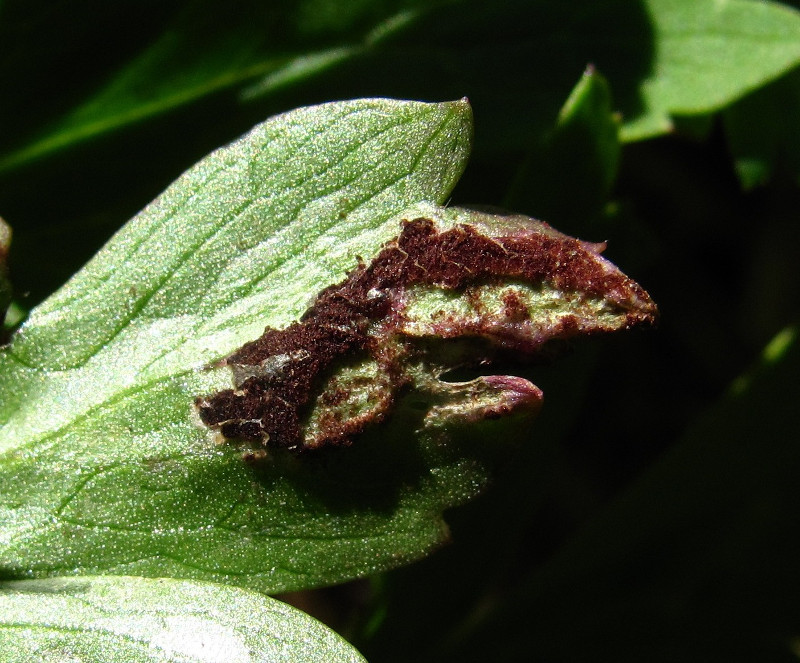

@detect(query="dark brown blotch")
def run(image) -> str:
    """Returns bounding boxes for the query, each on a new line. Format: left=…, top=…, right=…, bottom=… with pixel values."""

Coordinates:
left=196, top=217, right=656, bottom=452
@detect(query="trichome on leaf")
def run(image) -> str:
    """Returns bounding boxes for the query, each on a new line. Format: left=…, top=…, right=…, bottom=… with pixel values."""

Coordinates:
left=196, top=206, right=657, bottom=452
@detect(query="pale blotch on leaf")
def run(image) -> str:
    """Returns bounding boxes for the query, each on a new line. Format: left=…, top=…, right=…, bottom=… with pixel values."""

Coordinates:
left=196, top=205, right=657, bottom=452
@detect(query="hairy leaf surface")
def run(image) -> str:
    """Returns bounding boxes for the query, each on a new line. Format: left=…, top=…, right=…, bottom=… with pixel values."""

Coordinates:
left=0, top=98, right=474, bottom=592
left=0, top=575, right=365, bottom=662
left=0, top=98, right=654, bottom=594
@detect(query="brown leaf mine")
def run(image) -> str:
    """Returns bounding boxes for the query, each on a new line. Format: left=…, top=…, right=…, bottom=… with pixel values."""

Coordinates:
left=195, top=208, right=657, bottom=452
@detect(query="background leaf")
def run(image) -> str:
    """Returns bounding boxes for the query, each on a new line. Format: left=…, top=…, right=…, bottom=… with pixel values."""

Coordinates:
left=0, top=0, right=440, bottom=172
left=723, top=68, right=800, bottom=189
left=0, top=575, right=366, bottom=662
left=3, top=0, right=799, bottom=309
left=4, top=0, right=799, bottom=169
left=622, top=0, right=800, bottom=140
left=504, top=66, right=621, bottom=229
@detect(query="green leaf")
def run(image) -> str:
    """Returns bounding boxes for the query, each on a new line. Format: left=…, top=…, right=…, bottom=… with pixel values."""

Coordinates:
left=0, top=575, right=365, bottom=662
left=0, top=97, right=656, bottom=595
left=504, top=66, right=621, bottom=230
left=0, top=98, right=475, bottom=592
left=0, top=0, right=440, bottom=172
left=623, top=0, right=800, bottom=140
left=723, top=68, right=800, bottom=189
left=4, top=0, right=800, bottom=174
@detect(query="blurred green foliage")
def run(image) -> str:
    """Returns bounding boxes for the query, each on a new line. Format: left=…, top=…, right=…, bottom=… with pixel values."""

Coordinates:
left=2, top=1, right=799, bottom=661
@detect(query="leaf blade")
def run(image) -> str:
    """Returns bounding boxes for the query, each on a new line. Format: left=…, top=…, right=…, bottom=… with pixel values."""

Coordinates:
left=0, top=575, right=366, bottom=662
left=0, top=1, right=441, bottom=171
left=623, top=0, right=800, bottom=140
left=0, top=99, right=476, bottom=592
left=0, top=100, right=655, bottom=596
